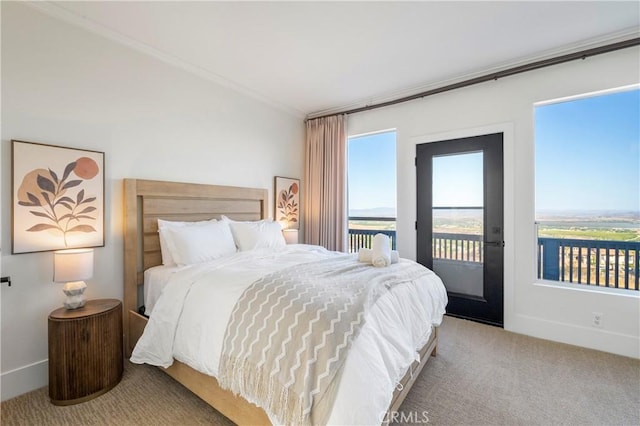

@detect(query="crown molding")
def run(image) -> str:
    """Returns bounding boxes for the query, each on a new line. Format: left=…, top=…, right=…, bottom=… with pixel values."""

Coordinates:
left=307, top=27, right=640, bottom=119
left=24, top=1, right=306, bottom=119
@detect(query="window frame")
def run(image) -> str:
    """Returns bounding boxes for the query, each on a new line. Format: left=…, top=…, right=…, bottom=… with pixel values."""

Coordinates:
left=532, top=84, right=640, bottom=295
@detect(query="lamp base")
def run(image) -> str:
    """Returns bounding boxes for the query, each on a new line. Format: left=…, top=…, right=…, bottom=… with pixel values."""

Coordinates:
left=63, top=281, right=87, bottom=310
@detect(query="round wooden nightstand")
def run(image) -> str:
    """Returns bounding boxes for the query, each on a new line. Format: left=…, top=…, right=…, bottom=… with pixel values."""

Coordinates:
left=48, top=298, right=123, bottom=405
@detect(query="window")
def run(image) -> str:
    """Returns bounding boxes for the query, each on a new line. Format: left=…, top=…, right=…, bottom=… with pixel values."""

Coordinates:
left=535, top=86, right=639, bottom=291
left=347, top=130, right=397, bottom=253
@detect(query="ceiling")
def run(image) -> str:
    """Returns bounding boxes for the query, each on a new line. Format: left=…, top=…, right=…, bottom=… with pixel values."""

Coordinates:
left=31, top=1, right=639, bottom=118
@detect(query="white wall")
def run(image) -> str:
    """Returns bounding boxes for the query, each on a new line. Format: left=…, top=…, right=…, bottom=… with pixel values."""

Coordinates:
left=0, top=3, right=304, bottom=400
left=348, top=46, right=640, bottom=359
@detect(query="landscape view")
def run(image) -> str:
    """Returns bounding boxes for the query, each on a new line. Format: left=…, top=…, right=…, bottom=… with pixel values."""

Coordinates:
left=348, top=207, right=396, bottom=231
left=536, top=210, right=639, bottom=241
left=348, top=208, right=640, bottom=241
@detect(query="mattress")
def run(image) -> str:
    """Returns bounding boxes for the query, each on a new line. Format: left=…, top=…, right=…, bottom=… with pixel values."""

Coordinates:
left=143, top=264, right=184, bottom=316
left=131, top=244, right=447, bottom=425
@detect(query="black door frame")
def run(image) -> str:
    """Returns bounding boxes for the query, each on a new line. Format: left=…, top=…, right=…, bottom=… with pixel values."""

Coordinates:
left=416, top=132, right=504, bottom=326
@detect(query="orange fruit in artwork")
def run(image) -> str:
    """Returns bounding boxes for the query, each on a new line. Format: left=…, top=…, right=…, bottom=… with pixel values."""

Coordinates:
left=73, top=157, right=99, bottom=179
left=290, top=182, right=298, bottom=194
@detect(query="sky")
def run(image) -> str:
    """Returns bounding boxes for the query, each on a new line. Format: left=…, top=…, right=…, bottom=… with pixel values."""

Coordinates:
left=348, top=131, right=396, bottom=214
left=432, top=152, right=483, bottom=208
left=347, top=87, right=639, bottom=217
left=535, top=87, right=639, bottom=213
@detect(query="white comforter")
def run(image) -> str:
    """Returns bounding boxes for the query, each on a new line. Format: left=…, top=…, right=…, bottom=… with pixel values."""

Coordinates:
left=131, top=244, right=447, bottom=425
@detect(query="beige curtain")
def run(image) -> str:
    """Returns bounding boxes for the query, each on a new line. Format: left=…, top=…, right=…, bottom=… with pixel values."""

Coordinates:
left=303, top=115, right=347, bottom=252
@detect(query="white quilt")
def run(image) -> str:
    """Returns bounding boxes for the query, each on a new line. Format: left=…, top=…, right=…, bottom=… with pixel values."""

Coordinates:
left=130, top=244, right=447, bottom=425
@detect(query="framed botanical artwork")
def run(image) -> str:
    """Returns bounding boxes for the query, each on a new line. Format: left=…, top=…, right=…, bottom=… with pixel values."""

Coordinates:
left=12, top=140, right=105, bottom=254
left=274, top=176, right=300, bottom=230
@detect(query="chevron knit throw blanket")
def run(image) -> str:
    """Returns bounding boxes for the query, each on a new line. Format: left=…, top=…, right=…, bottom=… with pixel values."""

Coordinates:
left=218, top=256, right=429, bottom=425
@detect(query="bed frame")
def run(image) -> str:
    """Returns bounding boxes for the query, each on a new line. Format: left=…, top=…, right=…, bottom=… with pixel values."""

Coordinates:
left=123, top=178, right=437, bottom=425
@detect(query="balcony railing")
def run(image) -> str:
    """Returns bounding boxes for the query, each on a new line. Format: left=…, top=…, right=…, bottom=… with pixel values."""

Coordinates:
left=346, top=226, right=639, bottom=291
left=432, top=232, right=483, bottom=263
left=538, top=237, right=639, bottom=291
left=348, top=217, right=396, bottom=253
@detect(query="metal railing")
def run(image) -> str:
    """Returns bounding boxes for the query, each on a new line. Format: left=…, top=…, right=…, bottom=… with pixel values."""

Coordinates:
left=429, top=233, right=639, bottom=290
left=347, top=227, right=639, bottom=291
left=432, top=232, right=483, bottom=263
left=347, top=217, right=396, bottom=253
left=538, top=237, right=639, bottom=291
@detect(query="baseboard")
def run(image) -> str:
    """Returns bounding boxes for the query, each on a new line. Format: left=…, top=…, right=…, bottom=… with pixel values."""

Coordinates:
left=509, top=314, right=639, bottom=359
left=1, top=359, right=48, bottom=402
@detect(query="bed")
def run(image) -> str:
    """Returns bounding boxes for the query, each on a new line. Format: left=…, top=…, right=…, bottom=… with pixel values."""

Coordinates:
left=123, top=179, right=447, bottom=425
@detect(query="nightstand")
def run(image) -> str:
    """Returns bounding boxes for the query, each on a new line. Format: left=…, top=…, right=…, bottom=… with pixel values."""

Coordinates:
left=48, top=298, right=123, bottom=405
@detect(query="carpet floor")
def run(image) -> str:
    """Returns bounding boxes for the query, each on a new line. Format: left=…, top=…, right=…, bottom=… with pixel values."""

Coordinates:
left=2, top=316, right=638, bottom=425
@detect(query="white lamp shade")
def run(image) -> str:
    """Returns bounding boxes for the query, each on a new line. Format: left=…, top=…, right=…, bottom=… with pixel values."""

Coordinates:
left=283, top=229, right=299, bottom=244
left=54, top=249, right=94, bottom=282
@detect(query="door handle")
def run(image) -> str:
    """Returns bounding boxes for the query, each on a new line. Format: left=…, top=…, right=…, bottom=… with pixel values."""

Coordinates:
left=484, top=241, right=505, bottom=247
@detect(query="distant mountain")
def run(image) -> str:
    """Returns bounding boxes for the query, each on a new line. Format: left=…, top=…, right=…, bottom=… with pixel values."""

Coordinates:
left=536, top=209, right=638, bottom=218
left=349, top=207, right=396, bottom=218
left=536, top=210, right=639, bottom=222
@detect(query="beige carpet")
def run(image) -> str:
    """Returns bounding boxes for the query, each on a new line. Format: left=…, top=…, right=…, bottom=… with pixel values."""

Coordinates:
left=2, top=316, right=638, bottom=425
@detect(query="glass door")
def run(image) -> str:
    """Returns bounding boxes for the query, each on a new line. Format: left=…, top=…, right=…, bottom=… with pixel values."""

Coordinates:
left=417, top=133, right=504, bottom=326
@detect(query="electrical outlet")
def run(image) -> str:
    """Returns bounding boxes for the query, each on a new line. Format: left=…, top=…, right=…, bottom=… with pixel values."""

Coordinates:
left=592, top=312, right=603, bottom=327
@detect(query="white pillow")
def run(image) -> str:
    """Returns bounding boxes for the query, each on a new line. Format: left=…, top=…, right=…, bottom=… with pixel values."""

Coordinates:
left=157, top=218, right=217, bottom=266
left=227, top=219, right=286, bottom=251
left=163, top=220, right=236, bottom=266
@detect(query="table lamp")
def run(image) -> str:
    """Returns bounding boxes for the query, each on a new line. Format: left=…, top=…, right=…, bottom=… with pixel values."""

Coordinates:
left=279, top=220, right=299, bottom=244
left=53, top=248, right=93, bottom=309
left=283, top=228, right=299, bottom=244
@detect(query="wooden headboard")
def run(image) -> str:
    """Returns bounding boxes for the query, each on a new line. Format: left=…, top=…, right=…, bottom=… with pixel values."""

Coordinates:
left=123, top=179, right=268, bottom=355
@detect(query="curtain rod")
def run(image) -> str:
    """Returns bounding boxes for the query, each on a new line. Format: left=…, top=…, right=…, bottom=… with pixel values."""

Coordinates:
left=307, top=37, right=640, bottom=121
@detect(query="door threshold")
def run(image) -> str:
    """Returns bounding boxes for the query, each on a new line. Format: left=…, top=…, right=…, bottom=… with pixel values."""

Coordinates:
left=445, top=313, right=503, bottom=328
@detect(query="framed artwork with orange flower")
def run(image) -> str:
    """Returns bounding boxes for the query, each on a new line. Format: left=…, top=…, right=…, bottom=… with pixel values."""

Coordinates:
left=12, top=140, right=105, bottom=254
left=274, top=176, right=299, bottom=230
